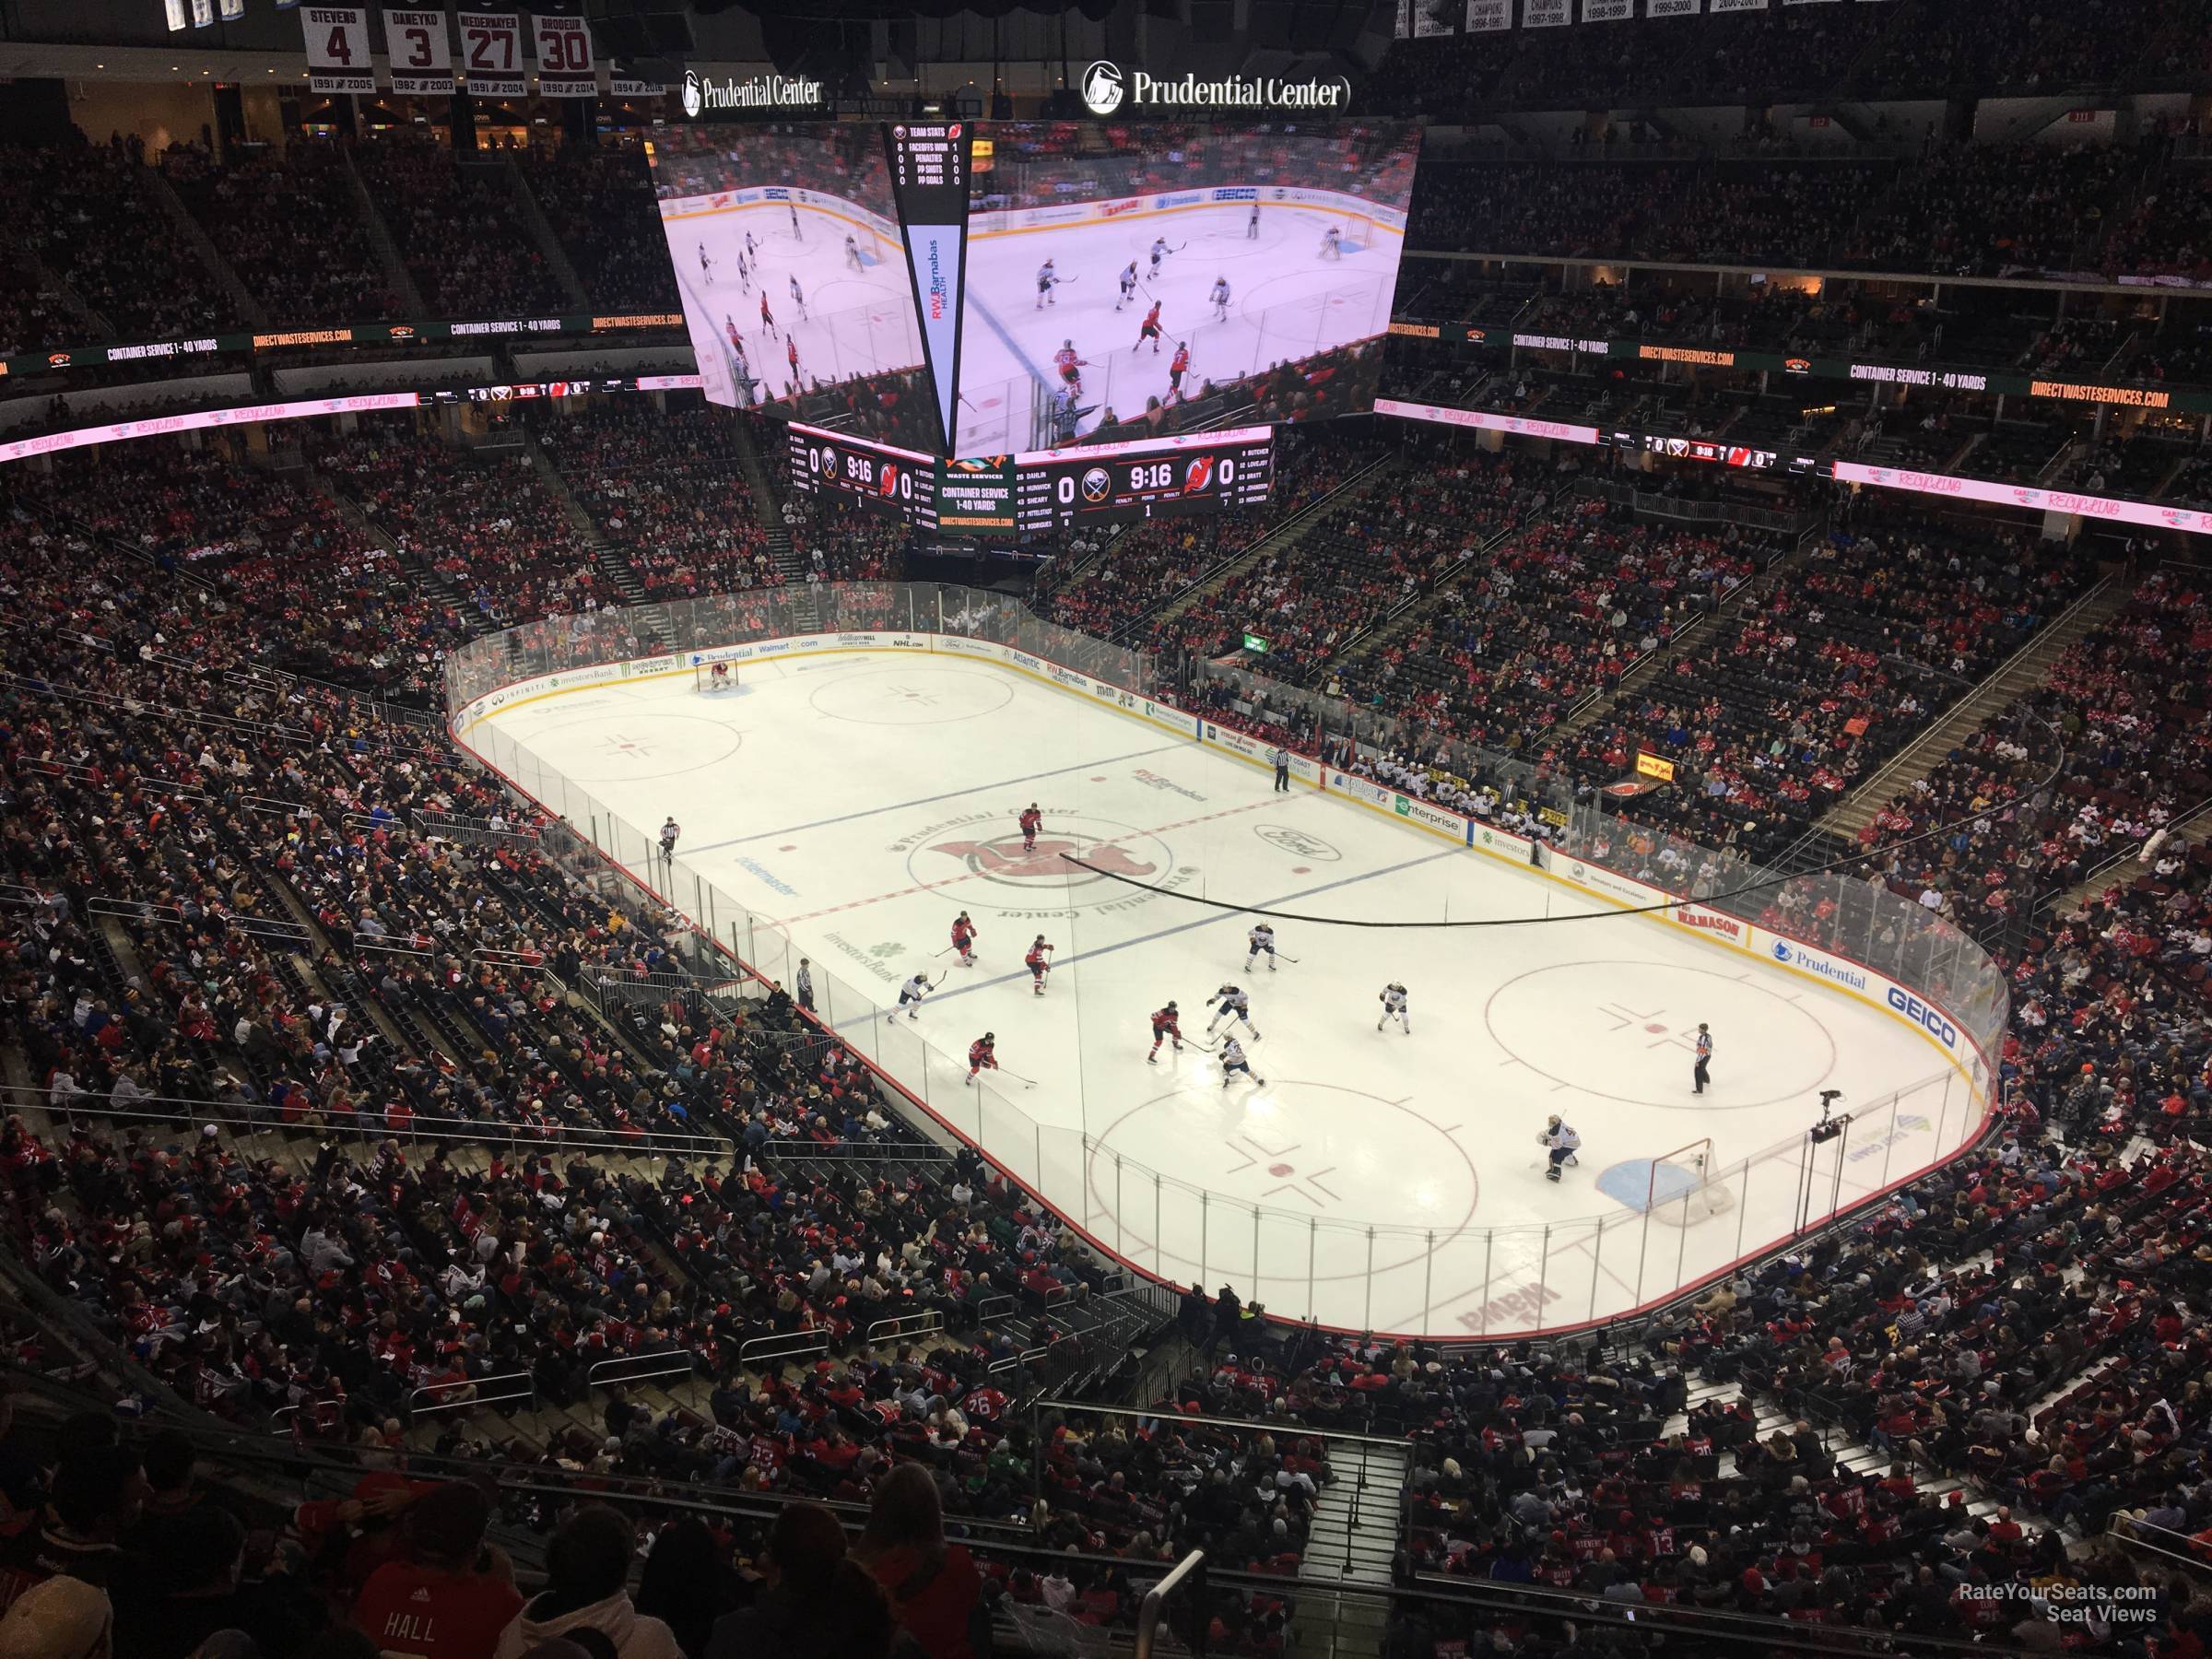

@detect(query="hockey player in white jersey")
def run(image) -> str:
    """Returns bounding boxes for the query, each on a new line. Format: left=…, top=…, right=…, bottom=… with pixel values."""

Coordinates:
left=788, top=275, right=809, bottom=321
left=1538, top=1114, right=1582, bottom=1182
left=1377, top=982, right=1409, bottom=1033
left=1035, top=257, right=1060, bottom=310
left=1218, top=1034, right=1265, bottom=1088
left=735, top=250, right=750, bottom=291
left=1207, top=983, right=1259, bottom=1039
left=845, top=233, right=863, bottom=270
left=1319, top=226, right=1344, bottom=259
left=698, top=243, right=715, bottom=286
left=888, top=972, right=933, bottom=1022
left=1116, top=261, right=1139, bottom=312
left=1247, top=200, right=1260, bottom=239
left=1148, top=236, right=1171, bottom=278
left=1209, top=276, right=1231, bottom=323
left=1244, top=924, right=1277, bottom=972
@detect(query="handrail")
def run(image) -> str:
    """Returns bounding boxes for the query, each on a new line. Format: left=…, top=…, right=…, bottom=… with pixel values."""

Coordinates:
left=865, top=1311, right=944, bottom=1345
left=406, top=1370, right=535, bottom=1418
left=1037, top=1397, right=1416, bottom=1454
left=2037, top=790, right=2212, bottom=915
left=2104, top=1512, right=2211, bottom=1574
left=1135, top=1549, right=1205, bottom=1659
left=586, top=1350, right=699, bottom=1392
left=735, top=1330, right=830, bottom=1367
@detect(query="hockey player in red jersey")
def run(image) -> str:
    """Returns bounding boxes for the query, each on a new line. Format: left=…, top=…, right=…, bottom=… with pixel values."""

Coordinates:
left=1147, top=1001, right=1184, bottom=1063
left=950, top=911, right=978, bottom=966
left=1053, top=340, right=1088, bottom=392
left=966, top=1031, right=998, bottom=1084
left=1018, top=803, right=1041, bottom=852
left=1168, top=341, right=1191, bottom=400
left=1133, top=300, right=1164, bottom=355
left=1026, top=935, right=1055, bottom=995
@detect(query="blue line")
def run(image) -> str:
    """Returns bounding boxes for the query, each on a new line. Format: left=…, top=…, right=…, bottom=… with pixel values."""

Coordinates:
left=847, top=844, right=1464, bottom=1018
left=965, top=285, right=1055, bottom=406
left=685, top=741, right=1187, bottom=853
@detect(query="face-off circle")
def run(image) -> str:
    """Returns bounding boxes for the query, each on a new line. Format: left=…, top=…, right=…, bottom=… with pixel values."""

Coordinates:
left=1484, top=959, right=1838, bottom=1109
left=1083, top=1081, right=1480, bottom=1280
left=890, top=811, right=1190, bottom=919
left=807, top=666, right=1015, bottom=725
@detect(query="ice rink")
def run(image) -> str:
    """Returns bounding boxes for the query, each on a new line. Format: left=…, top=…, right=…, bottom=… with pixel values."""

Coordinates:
left=957, top=201, right=1401, bottom=452
left=666, top=198, right=923, bottom=411
left=477, top=652, right=1975, bottom=1338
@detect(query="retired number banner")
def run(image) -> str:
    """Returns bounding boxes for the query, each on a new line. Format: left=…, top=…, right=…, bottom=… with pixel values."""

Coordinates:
left=457, top=10, right=526, bottom=96
left=303, top=6, right=374, bottom=92
left=532, top=14, right=596, bottom=96
left=383, top=8, right=454, bottom=94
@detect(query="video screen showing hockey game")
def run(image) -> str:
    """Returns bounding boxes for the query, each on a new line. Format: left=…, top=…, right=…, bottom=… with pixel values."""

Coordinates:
left=956, top=121, right=1420, bottom=453
left=648, top=123, right=937, bottom=453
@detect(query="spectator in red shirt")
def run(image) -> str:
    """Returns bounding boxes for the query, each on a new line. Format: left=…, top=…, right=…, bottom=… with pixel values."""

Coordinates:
left=853, top=1464, right=984, bottom=1659
left=352, top=1482, right=522, bottom=1659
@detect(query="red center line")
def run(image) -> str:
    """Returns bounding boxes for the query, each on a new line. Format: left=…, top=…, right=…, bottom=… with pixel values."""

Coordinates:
left=774, top=796, right=1277, bottom=925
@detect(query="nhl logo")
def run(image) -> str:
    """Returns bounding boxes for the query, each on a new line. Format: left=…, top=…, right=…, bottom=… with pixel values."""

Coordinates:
left=1080, top=60, right=1124, bottom=116
left=681, top=70, right=704, bottom=119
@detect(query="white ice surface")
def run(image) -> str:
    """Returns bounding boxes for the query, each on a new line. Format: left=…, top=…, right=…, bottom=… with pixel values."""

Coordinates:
left=478, top=653, right=1970, bottom=1338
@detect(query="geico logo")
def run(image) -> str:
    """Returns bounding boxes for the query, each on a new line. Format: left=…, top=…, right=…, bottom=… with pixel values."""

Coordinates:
left=1885, top=986, right=1959, bottom=1049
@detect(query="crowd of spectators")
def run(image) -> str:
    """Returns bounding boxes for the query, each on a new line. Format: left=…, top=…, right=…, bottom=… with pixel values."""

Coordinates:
left=163, top=144, right=395, bottom=325
left=520, top=147, right=680, bottom=315
left=355, top=138, right=569, bottom=319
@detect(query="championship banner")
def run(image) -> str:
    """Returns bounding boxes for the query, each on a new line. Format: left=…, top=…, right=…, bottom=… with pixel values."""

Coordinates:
left=218, top=0, right=246, bottom=21
left=191, top=0, right=216, bottom=27
left=608, top=72, right=665, bottom=97
left=1523, top=0, right=1570, bottom=22
left=383, top=8, right=454, bottom=94
left=456, top=11, right=526, bottom=96
left=532, top=14, right=597, bottom=97
left=1710, top=0, right=1769, bottom=10
left=303, top=6, right=375, bottom=93
left=1412, top=0, right=1458, bottom=34
left=1648, top=0, right=1702, bottom=13
left=163, top=0, right=187, bottom=29
left=1465, top=0, right=1511, bottom=25
left=1583, top=0, right=1632, bottom=18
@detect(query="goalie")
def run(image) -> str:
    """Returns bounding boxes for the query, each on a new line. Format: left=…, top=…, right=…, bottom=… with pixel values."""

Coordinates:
left=1537, top=1115, right=1581, bottom=1182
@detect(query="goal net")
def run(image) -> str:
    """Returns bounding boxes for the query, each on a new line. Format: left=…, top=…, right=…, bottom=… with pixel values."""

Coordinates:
left=693, top=661, right=740, bottom=692
left=1644, top=1137, right=1735, bottom=1226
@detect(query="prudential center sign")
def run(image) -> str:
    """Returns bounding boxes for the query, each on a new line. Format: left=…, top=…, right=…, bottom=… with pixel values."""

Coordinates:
left=1079, top=59, right=1351, bottom=115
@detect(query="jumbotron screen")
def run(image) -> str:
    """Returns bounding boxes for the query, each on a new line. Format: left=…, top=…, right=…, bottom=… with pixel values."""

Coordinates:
left=647, top=122, right=939, bottom=453
left=955, top=121, right=1420, bottom=453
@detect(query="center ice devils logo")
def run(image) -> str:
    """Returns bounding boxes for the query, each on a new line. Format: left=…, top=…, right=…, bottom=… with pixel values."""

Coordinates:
left=1081, top=60, right=1125, bottom=115
left=929, top=834, right=1155, bottom=885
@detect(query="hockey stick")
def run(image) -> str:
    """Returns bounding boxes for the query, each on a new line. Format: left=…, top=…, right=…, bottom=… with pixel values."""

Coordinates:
left=1000, top=1068, right=1040, bottom=1088
left=1274, top=953, right=1300, bottom=964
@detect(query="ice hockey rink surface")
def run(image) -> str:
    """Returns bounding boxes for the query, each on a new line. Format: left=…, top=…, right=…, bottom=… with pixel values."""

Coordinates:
left=475, top=652, right=1975, bottom=1338
left=957, top=198, right=1401, bottom=452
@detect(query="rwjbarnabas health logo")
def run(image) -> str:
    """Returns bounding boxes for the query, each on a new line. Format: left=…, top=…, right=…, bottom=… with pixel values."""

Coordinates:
left=1079, top=59, right=1349, bottom=113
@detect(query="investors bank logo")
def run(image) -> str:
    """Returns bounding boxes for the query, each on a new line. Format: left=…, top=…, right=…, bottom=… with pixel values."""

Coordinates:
left=1080, top=59, right=1350, bottom=112
left=1081, top=60, right=1125, bottom=115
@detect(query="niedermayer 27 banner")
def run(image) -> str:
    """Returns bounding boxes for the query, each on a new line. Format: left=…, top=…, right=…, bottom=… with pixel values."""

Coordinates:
left=885, top=122, right=971, bottom=455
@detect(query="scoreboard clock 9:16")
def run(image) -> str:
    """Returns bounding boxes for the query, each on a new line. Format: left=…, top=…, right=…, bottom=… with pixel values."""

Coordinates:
left=1018, top=428, right=1274, bottom=531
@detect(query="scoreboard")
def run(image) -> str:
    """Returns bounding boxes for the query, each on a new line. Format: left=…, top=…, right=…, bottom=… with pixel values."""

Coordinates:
left=787, top=422, right=1274, bottom=535
left=788, top=425, right=939, bottom=531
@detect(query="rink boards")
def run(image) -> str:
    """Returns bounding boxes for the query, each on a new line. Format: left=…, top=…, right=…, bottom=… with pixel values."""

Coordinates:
left=456, top=629, right=1990, bottom=1096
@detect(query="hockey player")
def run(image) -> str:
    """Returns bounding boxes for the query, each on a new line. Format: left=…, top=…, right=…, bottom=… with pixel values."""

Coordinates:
left=706, top=660, right=734, bottom=691
left=788, top=200, right=802, bottom=239
left=950, top=912, right=979, bottom=966
left=698, top=243, right=715, bottom=286
left=966, top=1031, right=998, bottom=1084
left=724, top=314, right=744, bottom=358
left=736, top=250, right=750, bottom=290
left=1035, top=257, right=1060, bottom=310
left=1116, top=261, right=1140, bottom=312
left=1218, top=1034, right=1265, bottom=1088
left=1049, top=385, right=1088, bottom=446
left=888, top=971, right=933, bottom=1022
left=759, top=290, right=776, bottom=336
left=1018, top=803, right=1042, bottom=852
left=1133, top=300, right=1165, bottom=356
left=1246, top=200, right=1260, bottom=240
left=786, top=335, right=801, bottom=387
left=1244, top=924, right=1277, bottom=973
left=1025, top=935, right=1055, bottom=995
left=1207, top=983, right=1259, bottom=1039
left=745, top=230, right=759, bottom=262
left=788, top=275, right=809, bottom=321
left=1148, top=236, right=1171, bottom=278
left=1053, top=342, right=1088, bottom=394
left=1320, top=226, right=1344, bottom=260
left=1147, top=1001, right=1184, bottom=1063
left=844, top=233, right=863, bottom=270
left=1378, top=982, right=1410, bottom=1034
left=1538, top=1114, right=1581, bottom=1182
left=1168, top=341, right=1191, bottom=401
left=1209, top=276, right=1231, bottom=323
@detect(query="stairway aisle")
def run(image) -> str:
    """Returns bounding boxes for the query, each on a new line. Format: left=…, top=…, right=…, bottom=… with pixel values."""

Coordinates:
left=1293, top=1437, right=1409, bottom=1659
